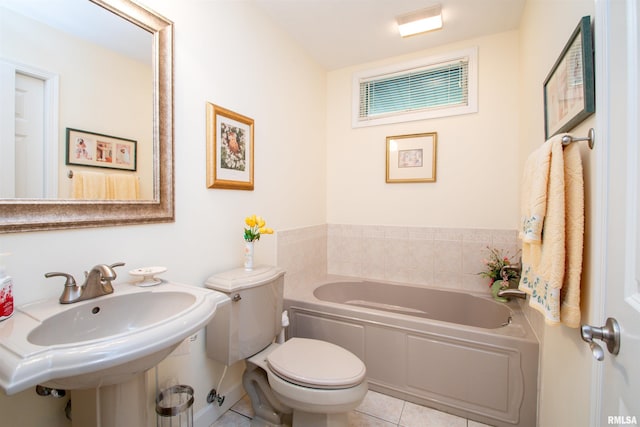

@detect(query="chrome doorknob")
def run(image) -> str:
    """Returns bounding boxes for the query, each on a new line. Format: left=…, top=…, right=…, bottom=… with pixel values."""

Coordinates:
left=580, top=317, right=620, bottom=361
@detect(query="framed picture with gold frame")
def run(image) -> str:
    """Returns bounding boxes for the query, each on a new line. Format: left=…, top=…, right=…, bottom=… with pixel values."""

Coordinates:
left=386, top=132, right=437, bottom=183
left=206, top=103, right=254, bottom=190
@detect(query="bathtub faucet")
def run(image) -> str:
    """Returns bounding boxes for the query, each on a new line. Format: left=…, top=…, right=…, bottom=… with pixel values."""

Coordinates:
left=497, top=288, right=527, bottom=300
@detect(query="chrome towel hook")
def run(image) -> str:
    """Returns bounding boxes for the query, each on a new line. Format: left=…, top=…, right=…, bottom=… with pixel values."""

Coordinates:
left=561, top=128, right=595, bottom=149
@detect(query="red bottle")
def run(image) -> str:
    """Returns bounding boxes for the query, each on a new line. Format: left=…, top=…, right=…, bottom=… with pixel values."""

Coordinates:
left=0, top=266, right=14, bottom=321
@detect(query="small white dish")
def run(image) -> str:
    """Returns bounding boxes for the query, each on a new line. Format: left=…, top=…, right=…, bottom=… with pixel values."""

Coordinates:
left=129, top=266, right=167, bottom=287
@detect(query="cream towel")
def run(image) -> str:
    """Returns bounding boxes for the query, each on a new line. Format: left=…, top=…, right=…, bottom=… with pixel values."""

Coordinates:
left=71, top=171, right=108, bottom=200
left=518, top=136, right=584, bottom=327
left=560, top=143, right=584, bottom=327
left=520, top=139, right=553, bottom=243
left=107, top=174, right=140, bottom=200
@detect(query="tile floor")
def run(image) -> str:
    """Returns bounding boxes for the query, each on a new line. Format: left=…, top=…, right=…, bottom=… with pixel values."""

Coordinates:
left=210, top=390, right=493, bottom=427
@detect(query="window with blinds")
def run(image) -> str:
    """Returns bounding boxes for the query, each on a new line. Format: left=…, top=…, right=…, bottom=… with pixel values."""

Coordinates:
left=352, top=48, right=478, bottom=127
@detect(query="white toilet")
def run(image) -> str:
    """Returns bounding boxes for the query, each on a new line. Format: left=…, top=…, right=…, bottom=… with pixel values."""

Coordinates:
left=205, top=266, right=367, bottom=427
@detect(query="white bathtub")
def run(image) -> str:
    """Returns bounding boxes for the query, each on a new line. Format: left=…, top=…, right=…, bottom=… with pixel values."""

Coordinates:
left=284, top=278, right=539, bottom=427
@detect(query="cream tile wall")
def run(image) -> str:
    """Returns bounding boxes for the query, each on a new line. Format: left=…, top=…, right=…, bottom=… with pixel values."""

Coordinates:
left=278, top=224, right=518, bottom=294
left=276, top=224, right=327, bottom=295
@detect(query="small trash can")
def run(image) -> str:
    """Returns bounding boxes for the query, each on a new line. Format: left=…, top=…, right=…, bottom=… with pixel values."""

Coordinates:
left=156, top=384, right=194, bottom=427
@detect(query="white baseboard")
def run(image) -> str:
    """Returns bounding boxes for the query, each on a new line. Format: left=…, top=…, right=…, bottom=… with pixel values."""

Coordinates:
left=194, top=382, right=246, bottom=427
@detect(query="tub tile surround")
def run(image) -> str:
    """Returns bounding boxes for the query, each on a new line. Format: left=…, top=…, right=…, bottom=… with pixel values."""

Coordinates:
left=276, top=224, right=328, bottom=295
left=328, top=224, right=518, bottom=292
left=211, top=391, right=492, bottom=427
left=277, top=224, right=518, bottom=296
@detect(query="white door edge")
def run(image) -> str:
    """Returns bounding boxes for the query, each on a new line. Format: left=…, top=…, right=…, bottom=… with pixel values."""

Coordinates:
left=590, top=0, right=610, bottom=425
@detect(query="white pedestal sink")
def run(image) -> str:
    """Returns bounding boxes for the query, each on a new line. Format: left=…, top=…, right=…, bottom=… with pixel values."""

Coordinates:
left=0, top=280, right=230, bottom=426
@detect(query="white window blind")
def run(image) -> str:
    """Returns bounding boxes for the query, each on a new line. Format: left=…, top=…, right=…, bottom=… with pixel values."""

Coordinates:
left=352, top=48, right=478, bottom=127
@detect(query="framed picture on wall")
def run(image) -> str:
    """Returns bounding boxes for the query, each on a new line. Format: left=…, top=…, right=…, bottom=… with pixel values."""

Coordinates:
left=206, top=103, right=254, bottom=190
left=386, top=132, right=437, bottom=183
left=65, top=128, right=137, bottom=171
left=543, top=16, right=595, bottom=140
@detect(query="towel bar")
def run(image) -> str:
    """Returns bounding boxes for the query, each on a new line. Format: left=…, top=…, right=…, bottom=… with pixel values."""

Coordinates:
left=561, top=128, right=595, bottom=149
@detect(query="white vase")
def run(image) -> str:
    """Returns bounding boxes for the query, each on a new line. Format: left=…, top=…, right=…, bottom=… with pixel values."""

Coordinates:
left=244, top=241, right=254, bottom=271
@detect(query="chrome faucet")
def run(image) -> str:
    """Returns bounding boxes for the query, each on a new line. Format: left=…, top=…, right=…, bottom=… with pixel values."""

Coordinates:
left=496, top=288, right=527, bottom=300
left=497, top=260, right=525, bottom=300
left=45, top=262, right=125, bottom=304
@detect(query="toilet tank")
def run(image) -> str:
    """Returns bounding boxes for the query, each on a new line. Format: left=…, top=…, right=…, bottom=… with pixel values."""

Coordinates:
left=204, top=265, right=285, bottom=365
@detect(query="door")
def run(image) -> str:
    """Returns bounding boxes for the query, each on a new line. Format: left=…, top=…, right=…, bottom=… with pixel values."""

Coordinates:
left=0, top=60, right=58, bottom=199
left=593, top=0, right=640, bottom=424
left=14, top=72, right=45, bottom=198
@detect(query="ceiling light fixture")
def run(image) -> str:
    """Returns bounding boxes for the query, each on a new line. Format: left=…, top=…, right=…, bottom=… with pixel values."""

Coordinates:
left=396, top=4, right=443, bottom=38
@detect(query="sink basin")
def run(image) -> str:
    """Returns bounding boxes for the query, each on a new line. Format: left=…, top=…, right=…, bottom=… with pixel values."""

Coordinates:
left=27, top=292, right=196, bottom=346
left=0, top=281, right=229, bottom=394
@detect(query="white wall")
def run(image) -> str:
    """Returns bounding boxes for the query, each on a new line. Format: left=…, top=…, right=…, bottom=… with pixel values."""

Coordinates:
left=518, top=1, right=597, bottom=426
left=326, top=31, right=521, bottom=229
left=0, top=0, right=326, bottom=425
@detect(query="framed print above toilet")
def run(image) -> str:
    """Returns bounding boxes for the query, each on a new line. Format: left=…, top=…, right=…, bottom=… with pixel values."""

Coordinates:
left=206, top=103, right=254, bottom=190
left=386, top=132, right=437, bottom=183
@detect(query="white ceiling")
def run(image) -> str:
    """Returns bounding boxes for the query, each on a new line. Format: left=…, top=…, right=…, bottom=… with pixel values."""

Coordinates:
left=2, top=0, right=525, bottom=71
left=0, top=0, right=151, bottom=64
left=252, top=0, right=526, bottom=70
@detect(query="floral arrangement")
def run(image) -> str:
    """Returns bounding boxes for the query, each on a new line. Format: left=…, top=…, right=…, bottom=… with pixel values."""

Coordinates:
left=478, top=246, right=520, bottom=285
left=244, top=214, right=274, bottom=242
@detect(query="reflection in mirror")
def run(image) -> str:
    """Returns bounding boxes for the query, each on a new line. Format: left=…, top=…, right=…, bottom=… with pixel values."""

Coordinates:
left=0, top=0, right=174, bottom=232
left=0, top=0, right=153, bottom=200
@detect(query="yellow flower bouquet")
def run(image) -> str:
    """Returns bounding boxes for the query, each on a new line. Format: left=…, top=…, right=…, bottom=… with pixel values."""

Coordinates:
left=243, top=214, right=274, bottom=242
left=243, top=215, right=273, bottom=271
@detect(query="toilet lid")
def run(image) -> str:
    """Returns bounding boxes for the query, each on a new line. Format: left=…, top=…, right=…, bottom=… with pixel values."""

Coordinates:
left=267, top=338, right=366, bottom=389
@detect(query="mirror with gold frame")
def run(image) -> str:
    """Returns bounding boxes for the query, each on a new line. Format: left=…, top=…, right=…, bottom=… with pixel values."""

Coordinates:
left=0, top=0, right=174, bottom=233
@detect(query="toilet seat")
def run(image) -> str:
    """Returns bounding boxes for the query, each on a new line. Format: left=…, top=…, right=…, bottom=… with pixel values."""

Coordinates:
left=267, top=338, right=366, bottom=389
